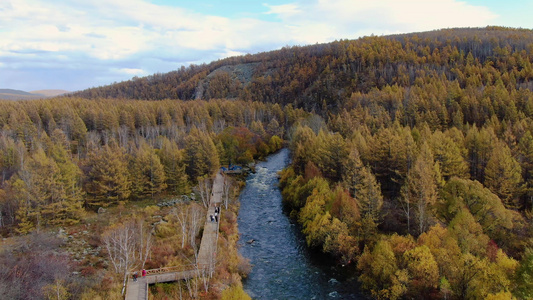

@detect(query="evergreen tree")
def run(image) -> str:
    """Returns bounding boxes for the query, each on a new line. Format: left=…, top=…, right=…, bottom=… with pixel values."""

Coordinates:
left=355, top=166, right=384, bottom=222
left=130, top=142, right=167, bottom=199
left=485, top=141, right=523, bottom=208
left=518, top=131, right=533, bottom=209
left=403, top=142, right=440, bottom=235
left=157, top=137, right=189, bottom=195
left=430, top=130, right=469, bottom=179
left=84, top=146, right=131, bottom=207
left=184, top=127, right=219, bottom=182
left=46, top=129, right=84, bottom=225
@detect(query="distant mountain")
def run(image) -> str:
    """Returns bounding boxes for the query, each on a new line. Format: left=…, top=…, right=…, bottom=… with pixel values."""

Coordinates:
left=0, top=89, right=69, bottom=100
left=30, top=89, right=69, bottom=97
left=73, top=26, right=533, bottom=112
left=0, top=89, right=37, bottom=96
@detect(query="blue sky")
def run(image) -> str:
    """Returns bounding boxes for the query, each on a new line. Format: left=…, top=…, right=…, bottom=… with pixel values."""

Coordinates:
left=1, top=0, right=532, bottom=92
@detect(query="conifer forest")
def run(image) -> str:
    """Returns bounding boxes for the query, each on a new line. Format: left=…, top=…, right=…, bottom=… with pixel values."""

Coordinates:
left=1, top=27, right=533, bottom=299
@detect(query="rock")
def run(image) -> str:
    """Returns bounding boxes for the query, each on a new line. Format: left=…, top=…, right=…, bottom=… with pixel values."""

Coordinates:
left=246, top=239, right=255, bottom=244
left=97, top=207, right=106, bottom=214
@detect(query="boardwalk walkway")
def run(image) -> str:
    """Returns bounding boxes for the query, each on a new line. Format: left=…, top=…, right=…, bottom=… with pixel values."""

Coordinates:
left=125, top=173, right=224, bottom=300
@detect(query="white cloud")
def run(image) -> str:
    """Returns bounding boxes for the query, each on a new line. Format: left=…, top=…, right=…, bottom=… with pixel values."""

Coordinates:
left=262, top=0, right=498, bottom=44
left=117, top=68, right=146, bottom=75
left=264, top=3, right=300, bottom=16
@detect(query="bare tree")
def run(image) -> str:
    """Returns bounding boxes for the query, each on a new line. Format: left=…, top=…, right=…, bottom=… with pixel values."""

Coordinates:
left=222, top=176, right=232, bottom=209
left=400, top=181, right=412, bottom=234
left=137, top=220, right=152, bottom=270
left=102, top=222, right=137, bottom=295
left=184, top=273, right=199, bottom=299
left=188, top=204, right=203, bottom=252
left=198, top=267, right=210, bottom=294
left=173, top=206, right=189, bottom=248
left=101, top=219, right=153, bottom=295
left=196, top=176, right=212, bottom=208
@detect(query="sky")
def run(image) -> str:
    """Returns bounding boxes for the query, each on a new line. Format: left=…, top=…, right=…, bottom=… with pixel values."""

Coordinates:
left=1, top=0, right=533, bottom=92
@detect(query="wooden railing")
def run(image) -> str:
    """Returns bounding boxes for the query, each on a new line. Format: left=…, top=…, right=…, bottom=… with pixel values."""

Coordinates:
left=144, top=264, right=198, bottom=276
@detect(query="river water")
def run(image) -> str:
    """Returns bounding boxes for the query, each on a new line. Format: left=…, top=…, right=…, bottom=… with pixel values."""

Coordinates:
left=237, top=148, right=363, bottom=299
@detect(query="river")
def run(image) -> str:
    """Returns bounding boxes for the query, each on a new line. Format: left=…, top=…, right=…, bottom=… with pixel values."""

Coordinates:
left=237, top=148, right=363, bottom=299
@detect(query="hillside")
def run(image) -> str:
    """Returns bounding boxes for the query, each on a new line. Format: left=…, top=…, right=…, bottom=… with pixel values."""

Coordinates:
left=74, top=26, right=533, bottom=111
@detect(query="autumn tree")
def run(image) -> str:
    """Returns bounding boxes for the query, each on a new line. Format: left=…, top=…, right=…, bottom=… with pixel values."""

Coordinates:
left=518, top=131, right=533, bottom=210
left=156, top=137, right=189, bottom=195
left=404, top=245, right=439, bottom=295
left=438, top=177, right=514, bottom=244
left=129, top=142, right=167, bottom=199
left=514, top=248, right=533, bottom=299
left=185, top=127, right=219, bottom=182
left=358, top=240, right=408, bottom=300
left=84, top=146, right=131, bottom=208
left=484, top=141, right=523, bottom=208
left=402, top=142, right=440, bottom=235
left=430, top=130, right=469, bottom=179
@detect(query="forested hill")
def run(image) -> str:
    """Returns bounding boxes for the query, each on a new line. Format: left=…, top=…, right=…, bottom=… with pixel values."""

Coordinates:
left=75, top=26, right=533, bottom=111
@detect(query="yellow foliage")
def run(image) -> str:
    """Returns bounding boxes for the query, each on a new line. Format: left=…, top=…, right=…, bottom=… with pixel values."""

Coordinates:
left=221, top=284, right=251, bottom=300
left=486, top=291, right=515, bottom=300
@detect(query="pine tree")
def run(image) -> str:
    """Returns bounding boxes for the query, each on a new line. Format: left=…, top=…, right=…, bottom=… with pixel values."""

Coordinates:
left=129, top=142, right=167, bottom=199
left=185, top=127, right=219, bottom=182
left=46, top=129, right=84, bottom=225
left=517, top=131, right=533, bottom=209
left=403, top=142, right=440, bottom=235
left=484, top=141, right=523, bottom=208
left=465, top=125, right=495, bottom=182
left=430, top=130, right=468, bottom=179
left=84, top=146, right=131, bottom=207
left=354, top=165, right=383, bottom=244
left=342, top=146, right=364, bottom=197
left=157, top=137, right=189, bottom=195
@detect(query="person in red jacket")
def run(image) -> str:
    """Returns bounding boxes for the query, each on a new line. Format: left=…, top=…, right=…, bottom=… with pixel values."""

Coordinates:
left=142, top=269, right=146, bottom=277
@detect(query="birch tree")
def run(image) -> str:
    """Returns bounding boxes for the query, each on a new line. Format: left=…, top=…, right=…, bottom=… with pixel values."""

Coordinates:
left=189, top=204, right=203, bottom=251
left=102, top=221, right=137, bottom=295
left=197, top=176, right=212, bottom=208
left=101, top=219, right=153, bottom=295
left=174, top=206, right=189, bottom=248
left=223, top=176, right=232, bottom=209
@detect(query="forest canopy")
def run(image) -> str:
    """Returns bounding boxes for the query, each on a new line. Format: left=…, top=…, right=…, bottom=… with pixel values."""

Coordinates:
left=3, top=26, right=533, bottom=299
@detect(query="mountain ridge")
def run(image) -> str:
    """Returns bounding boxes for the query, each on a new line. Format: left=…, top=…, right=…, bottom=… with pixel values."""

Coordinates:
left=73, top=26, right=533, bottom=111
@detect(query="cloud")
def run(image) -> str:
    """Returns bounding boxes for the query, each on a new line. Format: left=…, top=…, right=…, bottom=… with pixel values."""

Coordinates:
left=263, top=0, right=498, bottom=43
left=0, top=0, right=500, bottom=91
left=117, top=68, right=146, bottom=75
left=264, top=3, right=300, bottom=16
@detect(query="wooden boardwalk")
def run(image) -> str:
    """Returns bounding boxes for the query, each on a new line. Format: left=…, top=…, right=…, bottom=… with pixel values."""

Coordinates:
left=125, top=173, right=224, bottom=300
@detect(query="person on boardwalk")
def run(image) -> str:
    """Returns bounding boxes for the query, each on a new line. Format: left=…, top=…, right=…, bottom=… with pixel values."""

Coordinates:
left=142, top=269, right=146, bottom=277
left=214, top=212, right=218, bottom=222
left=210, top=214, right=214, bottom=222
left=133, top=271, right=138, bottom=282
